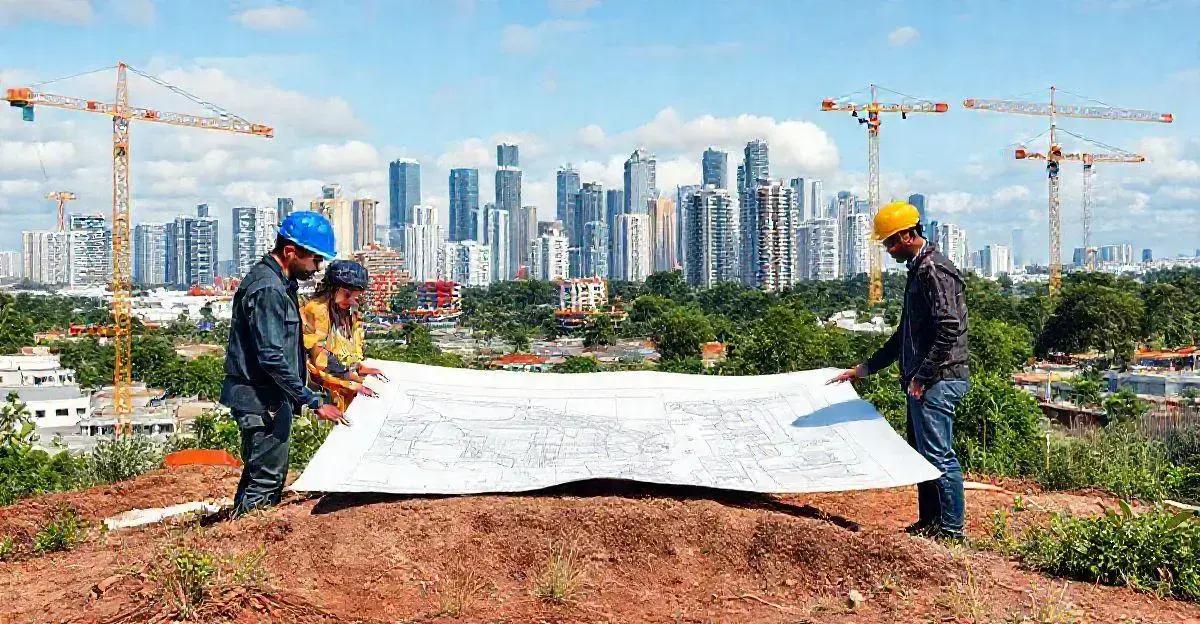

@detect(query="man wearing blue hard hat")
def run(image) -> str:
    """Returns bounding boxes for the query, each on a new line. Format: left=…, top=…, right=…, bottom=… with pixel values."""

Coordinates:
left=221, top=211, right=347, bottom=516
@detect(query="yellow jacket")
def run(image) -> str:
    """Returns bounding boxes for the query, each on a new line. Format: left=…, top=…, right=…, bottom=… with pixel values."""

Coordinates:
left=300, top=297, right=366, bottom=411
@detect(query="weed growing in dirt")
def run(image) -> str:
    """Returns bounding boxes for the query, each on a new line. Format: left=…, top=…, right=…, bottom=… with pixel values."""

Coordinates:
left=981, top=509, right=1020, bottom=556
left=534, top=542, right=587, bottom=604
left=438, top=560, right=489, bottom=616
left=86, top=435, right=161, bottom=484
left=944, top=557, right=993, bottom=623
left=226, top=546, right=268, bottom=588
left=0, top=535, right=13, bottom=560
left=1019, top=505, right=1200, bottom=602
left=160, top=545, right=217, bottom=619
left=33, top=506, right=86, bottom=554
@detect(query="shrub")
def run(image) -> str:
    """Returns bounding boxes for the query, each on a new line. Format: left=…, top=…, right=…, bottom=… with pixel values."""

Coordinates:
left=185, top=410, right=241, bottom=459
left=534, top=542, right=587, bottom=603
left=1038, top=422, right=1182, bottom=502
left=1019, top=506, right=1200, bottom=602
left=0, top=535, right=13, bottom=560
left=288, top=410, right=332, bottom=470
left=955, top=373, right=1046, bottom=476
left=34, top=506, right=86, bottom=554
left=86, top=435, right=161, bottom=484
left=160, top=545, right=217, bottom=618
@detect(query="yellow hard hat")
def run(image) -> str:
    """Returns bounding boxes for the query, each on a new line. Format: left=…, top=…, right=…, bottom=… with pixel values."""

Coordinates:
left=872, top=201, right=921, bottom=241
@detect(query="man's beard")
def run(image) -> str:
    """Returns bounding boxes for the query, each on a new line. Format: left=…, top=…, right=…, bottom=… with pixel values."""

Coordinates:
left=293, top=266, right=319, bottom=281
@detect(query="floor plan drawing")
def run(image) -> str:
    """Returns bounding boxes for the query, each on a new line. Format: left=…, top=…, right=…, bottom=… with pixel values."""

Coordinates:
left=292, top=361, right=941, bottom=495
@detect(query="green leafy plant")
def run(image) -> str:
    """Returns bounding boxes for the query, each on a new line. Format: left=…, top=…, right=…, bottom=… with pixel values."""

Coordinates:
left=86, top=435, right=161, bottom=484
left=160, top=545, right=217, bottom=618
left=534, top=542, right=587, bottom=603
left=0, top=535, right=14, bottom=561
left=289, top=410, right=333, bottom=470
left=33, top=506, right=86, bottom=554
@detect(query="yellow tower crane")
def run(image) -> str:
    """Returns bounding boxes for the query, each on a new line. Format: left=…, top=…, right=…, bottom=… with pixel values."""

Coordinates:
left=5, top=62, right=273, bottom=435
left=820, top=84, right=949, bottom=305
left=45, top=191, right=77, bottom=231
left=963, top=86, right=1170, bottom=295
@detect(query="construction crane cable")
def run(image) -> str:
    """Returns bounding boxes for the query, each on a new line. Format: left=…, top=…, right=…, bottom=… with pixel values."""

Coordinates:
left=29, top=65, right=117, bottom=88
left=1055, top=127, right=1139, bottom=155
left=125, top=65, right=250, bottom=124
left=872, top=84, right=934, bottom=103
left=1054, top=88, right=1115, bottom=109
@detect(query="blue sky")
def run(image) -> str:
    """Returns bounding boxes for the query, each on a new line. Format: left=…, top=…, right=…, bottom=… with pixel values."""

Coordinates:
left=2, top=0, right=1198, bottom=262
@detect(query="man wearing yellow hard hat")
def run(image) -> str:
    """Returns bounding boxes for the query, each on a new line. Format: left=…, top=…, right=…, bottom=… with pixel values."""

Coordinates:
left=830, top=200, right=970, bottom=542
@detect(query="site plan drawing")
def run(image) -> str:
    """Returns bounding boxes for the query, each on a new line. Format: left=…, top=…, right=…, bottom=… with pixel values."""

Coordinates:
left=291, top=361, right=941, bottom=495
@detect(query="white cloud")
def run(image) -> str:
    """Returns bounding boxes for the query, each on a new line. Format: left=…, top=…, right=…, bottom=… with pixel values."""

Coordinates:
left=888, top=26, right=920, bottom=47
left=0, top=141, right=78, bottom=173
left=0, top=0, right=92, bottom=25
left=436, top=138, right=493, bottom=170
left=232, top=4, right=311, bottom=30
left=295, top=141, right=382, bottom=174
left=575, top=125, right=606, bottom=149
left=500, top=19, right=588, bottom=54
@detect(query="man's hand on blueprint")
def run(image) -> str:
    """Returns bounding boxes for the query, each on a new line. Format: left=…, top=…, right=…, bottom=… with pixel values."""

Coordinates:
left=827, top=364, right=867, bottom=385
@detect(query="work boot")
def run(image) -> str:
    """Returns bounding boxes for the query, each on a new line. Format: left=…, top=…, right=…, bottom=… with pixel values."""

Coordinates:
left=904, top=520, right=935, bottom=536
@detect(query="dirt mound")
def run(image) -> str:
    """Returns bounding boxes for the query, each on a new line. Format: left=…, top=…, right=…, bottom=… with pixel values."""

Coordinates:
left=2, top=469, right=1199, bottom=623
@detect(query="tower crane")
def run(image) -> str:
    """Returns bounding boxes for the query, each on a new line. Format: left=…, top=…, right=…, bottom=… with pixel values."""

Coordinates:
left=45, top=191, right=77, bottom=231
left=5, top=62, right=273, bottom=435
left=820, top=84, right=949, bottom=305
left=963, top=86, right=1170, bottom=295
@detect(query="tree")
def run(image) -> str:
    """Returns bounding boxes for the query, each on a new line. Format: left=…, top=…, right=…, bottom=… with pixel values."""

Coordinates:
left=582, top=313, right=616, bottom=348
left=969, top=318, right=1033, bottom=375
left=554, top=356, right=601, bottom=373
left=643, top=270, right=693, bottom=304
left=650, top=307, right=714, bottom=361
left=389, top=284, right=418, bottom=313
left=954, top=373, right=1045, bottom=475
left=1069, top=373, right=1104, bottom=408
left=1103, top=389, right=1149, bottom=424
left=0, top=305, right=34, bottom=355
left=1036, top=282, right=1144, bottom=360
left=1142, top=283, right=1197, bottom=349
left=726, top=305, right=834, bottom=374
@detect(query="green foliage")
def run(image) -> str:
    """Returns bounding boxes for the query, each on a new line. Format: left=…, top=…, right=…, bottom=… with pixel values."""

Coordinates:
left=1102, top=389, right=1149, bottom=424
left=0, top=393, right=89, bottom=505
left=553, top=356, right=601, bottom=374
left=160, top=545, right=217, bottom=617
left=189, top=410, right=242, bottom=457
left=0, top=535, right=13, bottom=561
left=724, top=305, right=836, bottom=374
left=87, top=436, right=161, bottom=484
left=648, top=307, right=714, bottom=361
left=954, top=373, right=1046, bottom=476
left=643, top=270, right=694, bottom=304
left=658, top=357, right=704, bottom=374
left=1038, top=422, right=1186, bottom=502
left=1019, top=507, right=1200, bottom=602
left=1036, top=279, right=1144, bottom=361
left=968, top=318, right=1033, bottom=374
left=364, top=324, right=464, bottom=368
left=1164, top=425, right=1200, bottom=467
left=34, top=506, right=86, bottom=554
left=388, top=284, right=418, bottom=313
left=1068, top=372, right=1103, bottom=408
left=855, top=370, right=906, bottom=432
left=288, top=410, right=333, bottom=470
left=581, top=313, right=616, bottom=348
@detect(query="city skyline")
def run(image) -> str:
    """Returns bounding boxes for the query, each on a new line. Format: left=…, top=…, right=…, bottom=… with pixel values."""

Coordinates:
left=0, top=1, right=1196, bottom=263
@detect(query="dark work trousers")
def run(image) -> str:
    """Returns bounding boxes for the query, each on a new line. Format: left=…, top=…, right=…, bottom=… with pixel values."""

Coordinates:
left=905, top=379, right=969, bottom=536
left=232, top=403, right=293, bottom=517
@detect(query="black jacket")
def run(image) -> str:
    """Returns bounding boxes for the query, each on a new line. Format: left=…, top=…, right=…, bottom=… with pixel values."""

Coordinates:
left=220, top=256, right=321, bottom=415
left=865, top=243, right=969, bottom=385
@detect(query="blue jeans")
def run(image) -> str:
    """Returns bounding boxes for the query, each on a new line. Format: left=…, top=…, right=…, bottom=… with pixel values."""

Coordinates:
left=906, top=379, right=968, bottom=535
left=232, top=403, right=293, bottom=517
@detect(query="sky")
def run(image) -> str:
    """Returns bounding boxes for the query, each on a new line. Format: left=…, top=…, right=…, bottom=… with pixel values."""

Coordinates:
left=1, top=0, right=1198, bottom=263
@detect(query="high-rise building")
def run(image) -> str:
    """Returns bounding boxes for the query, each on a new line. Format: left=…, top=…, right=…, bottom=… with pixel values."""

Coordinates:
left=809, top=179, right=824, bottom=219
left=497, top=143, right=519, bottom=168
left=233, top=205, right=277, bottom=277
left=623, top=149, right=657, bottom=216
left=1142, top=248, right=1153, bottom=263
left=196, top=203, right=210, bottom=218
left=170, top=212, right=219, bottom=288
left=1011, top=228, right=1025, bottom=270
left=798, top=218, right=839, bottom=281
left=21, top=231, right=68, bottom=285
left=839, top=203, right=872, bottom=278
left=0, top=251, right=21, bottom=280
left=352, top=198, right=378, bottom=251
left=440, top=240, right=491, bottom=287
left=1072, top=247, right=1087, bottom=267
left=753, top=181, right=797, bottom=291
left=388, top=159, right=420, bottom=244
left=702, top=147, right=728, bottom=189
left=276, top=197, right=294, bottom=222
left=515, top=205, right=537, bottom=275
left=134, top=223, right=170, bottom=286
left=311, top=185, right=354, bottom=258
left=559, top=277, right=607, bottom=312
left=581, top=220, right=609, bottom=278
left=649, top=197, right=678, bottom=273
left=403, top=204, right=443, bottom=282
left=675, top=184, right=700, bottom=269
left=482, top=206, right=510, bottom=282
left=684, top=186, right=738, bottom=288
left=495, top=144, right=523, bottom=274
left=556, top=165, right=581, bottom=225
left=605, top=188, right=624, bottom=277
left=448, top=168, right=479, bottom=242
left=67, top=213, right=111, bottom=288
left=980, top=244, right=1012, bottom=279
left=1098, top=244, right=1134, bottom=264
left=908, top=193, right=927, bottom=225
left=531, top=228, right=570, bottom=282
left=937, top=223, right=968, bottom=269
left=788, top=177, right=807, bottom=220
left=571, top=184, right=604, bottom=277
left=738, top=139, right=769, bottom=284
left=614, top=213, right=651, bottom=282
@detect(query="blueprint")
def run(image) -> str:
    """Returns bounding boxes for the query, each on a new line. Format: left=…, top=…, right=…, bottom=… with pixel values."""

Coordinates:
left=291, top=361, right=941, bottom=495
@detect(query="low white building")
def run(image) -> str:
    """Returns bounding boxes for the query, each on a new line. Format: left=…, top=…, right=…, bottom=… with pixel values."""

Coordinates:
left=0, top=347, right=91, bottom=431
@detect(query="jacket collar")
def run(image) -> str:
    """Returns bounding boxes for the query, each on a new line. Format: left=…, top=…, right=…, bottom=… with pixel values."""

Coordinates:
left=906, top=241, right=934, bottom=271
left=260, top=254, right=299, bottom=293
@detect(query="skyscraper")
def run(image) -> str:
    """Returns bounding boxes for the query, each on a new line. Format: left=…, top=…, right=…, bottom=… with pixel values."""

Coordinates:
left=788, top=177, right=807, bottom=220
left=311, top=185, right=354, bottom=258
left=1142, top=248, right=1153, bottom=263
left=556, top=165, right=581, bottom=225
left=448, top=168, right=479, bottom=242
left=938, top=223, right=968, bottom=269
left=798, top=218, right=839, bottom=281
left=753, top=181, right=797, bottom=291
left=684, top=186, right=738, bottom=288
left=22, top=230, right=69, bottom=285
left=352, top=199, right=378, bottom=251
left=581, top=220, right=609, bottom=278
left=388, top=159, right=420, bottom=243
left=980, top=245, right=1012, bottom=278
left=68, top=213, right=111, bottom=288
left=809, top=179, right=823, bottom=219
left=623, top=148, right=657, bottom=215
left=276, top=197, right=294, bottom=222
left=0, top=252, right=21, bottom=280
left=134, top=223, right=170, bottom=286
left=440, top=240, right=491, bottom=286
left=738, top=139, right=769, bottom=284
left=233, top=205, right=278, bottom=277
left=702, top=147, right=728, bottom=189
left=838, top=209, right=872, bottom=278
left=605, top=188, right=623, bottom=278
left=403, top=204, right=443, bottom=282
left=516, top=205, right=537, bottom=275
left=675, top=184, right=700, bottom=269
left=482, top=206, right=510, bottom=282
left=170, top=212, right=218, bottom=288
left=572, top=183, right=604, bottom=277
left=495, top=144, right=523, bottom=274
left=908, top=193, right=927, bottom=225
left=649, top=197, right=678, bottom=273
left=531, top=226, right=570, bottom=282
left=614, top=213, right=651, bottom=282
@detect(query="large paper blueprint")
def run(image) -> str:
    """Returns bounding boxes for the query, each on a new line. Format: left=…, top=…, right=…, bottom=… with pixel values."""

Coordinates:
left=291, top=360, right=940, bottom=495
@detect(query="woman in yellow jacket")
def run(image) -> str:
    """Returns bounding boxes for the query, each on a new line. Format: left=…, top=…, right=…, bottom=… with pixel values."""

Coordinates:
left=301, top=260, right=385, bottom=411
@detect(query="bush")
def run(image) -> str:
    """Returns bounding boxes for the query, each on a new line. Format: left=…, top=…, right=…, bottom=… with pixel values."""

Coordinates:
left=160, top=545, right=217, bottom=618
left=1019, top=506, right=1200, bottom=602
left=288, top=410, right=332, bottom=470
left=1038, top=422, right=1185, bottom=502
left=0, top=535, right=13, bottom=561
left=954, top=373, right=1046, bottom=476
left=86, top=435, right=161, bottom=484
left=34, top=506, right=86, bottom=554
left=189, top=410, right=241, bottom=458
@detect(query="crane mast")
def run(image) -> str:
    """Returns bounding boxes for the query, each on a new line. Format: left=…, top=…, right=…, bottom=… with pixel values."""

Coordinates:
left=45, top=191, right=77, bottom=231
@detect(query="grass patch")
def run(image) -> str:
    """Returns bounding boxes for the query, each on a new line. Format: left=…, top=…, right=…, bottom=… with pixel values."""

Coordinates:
left=152, top=543, right=270, bottom=619
left=33, top=506, right=86, bottom=554
left=438, top=560, right=489, bottom=616
left=534, top=541, right=587, bottom=604
left=0, top=535, right=13, bottom=560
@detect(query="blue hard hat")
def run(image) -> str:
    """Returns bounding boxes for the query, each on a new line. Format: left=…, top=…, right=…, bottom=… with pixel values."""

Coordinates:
left=278, top=211, right=337, bottom=260
left=326, top=260, right=369, bottom=290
